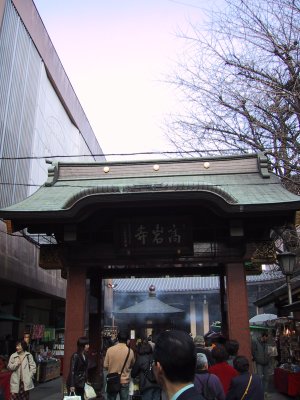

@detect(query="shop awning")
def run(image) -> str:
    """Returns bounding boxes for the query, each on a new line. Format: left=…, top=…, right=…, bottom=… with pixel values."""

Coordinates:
left=0, top=312, right=21, bottom=321
left=254, top=274, right=300, bottom=308
left=281, top=300, right=300, bottom=312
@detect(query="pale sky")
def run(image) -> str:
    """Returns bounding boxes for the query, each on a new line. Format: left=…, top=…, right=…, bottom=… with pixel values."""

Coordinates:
left=34, top=0, right=222, bottom=161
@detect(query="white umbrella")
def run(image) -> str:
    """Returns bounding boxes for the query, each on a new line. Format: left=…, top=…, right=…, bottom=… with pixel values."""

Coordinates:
left=249, top=313, right=278, bottom=326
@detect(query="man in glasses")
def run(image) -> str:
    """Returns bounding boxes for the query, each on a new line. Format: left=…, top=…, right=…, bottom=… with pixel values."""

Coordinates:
left=152, top=330, right=205, bottom=400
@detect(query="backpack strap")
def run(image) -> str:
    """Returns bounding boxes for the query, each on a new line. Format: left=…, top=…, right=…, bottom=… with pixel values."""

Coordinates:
left=206, top=373, right=210, bottom=385
left=25, top=354, right=30, bottom=371
left=201, top=373, right=210, bottom=396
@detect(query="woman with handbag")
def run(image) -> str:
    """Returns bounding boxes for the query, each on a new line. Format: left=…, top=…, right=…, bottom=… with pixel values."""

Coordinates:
left=66, top=336, right=90, bottom=399
left=7, top=339, right=36, bottom=399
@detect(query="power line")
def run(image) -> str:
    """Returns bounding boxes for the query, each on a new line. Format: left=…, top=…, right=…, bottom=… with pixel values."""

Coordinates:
left=0, top=148, right=278, bottom=160
left=0, top=146, right=297, bottom=161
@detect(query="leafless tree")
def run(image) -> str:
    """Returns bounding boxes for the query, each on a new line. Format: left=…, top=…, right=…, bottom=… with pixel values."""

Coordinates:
left=168, top=0, right=300, bottom=191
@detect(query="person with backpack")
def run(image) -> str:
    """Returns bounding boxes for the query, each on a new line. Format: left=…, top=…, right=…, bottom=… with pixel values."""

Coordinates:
left=7, top=339, right=36, bottom=399
left=194, top=353, right=225, bottom=400
left=131, top=339, right=161, bottom=400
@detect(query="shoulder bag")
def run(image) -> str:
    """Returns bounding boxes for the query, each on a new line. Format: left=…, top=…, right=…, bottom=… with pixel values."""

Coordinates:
left=106, top=347, right=131, bottom=393
left=84, top=382, right=97, bottom=399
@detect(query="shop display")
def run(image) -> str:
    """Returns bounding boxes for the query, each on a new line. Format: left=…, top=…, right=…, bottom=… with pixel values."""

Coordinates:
left=52, top=329, right=64, bottom=375
left=38, top=358, right=61, bottom=383
left=273, top=317, right=300, bottom=397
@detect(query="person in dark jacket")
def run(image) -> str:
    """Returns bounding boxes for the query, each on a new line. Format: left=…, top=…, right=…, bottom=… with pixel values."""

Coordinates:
left=194, top=353, right=225, bottom=400
left=194, top=335, right=214, bottom=367
left=225, top=340, right=239, bottom=367
left=226, top=355, right=264, bottom=400
left=131, top=339, right=161, bottom=400
left=67, top=336, right=90, bottom=399
left=251, top=331, right=271, bottom=394
left=152, top=330, right=205, bottom=400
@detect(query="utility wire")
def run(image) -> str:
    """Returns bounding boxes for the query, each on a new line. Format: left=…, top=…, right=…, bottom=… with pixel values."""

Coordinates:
left=0, top=147, right=295, bottom=160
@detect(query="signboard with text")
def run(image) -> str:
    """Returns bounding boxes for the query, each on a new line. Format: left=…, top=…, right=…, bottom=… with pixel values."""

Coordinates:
left=115, top=217, right=193, bottom=257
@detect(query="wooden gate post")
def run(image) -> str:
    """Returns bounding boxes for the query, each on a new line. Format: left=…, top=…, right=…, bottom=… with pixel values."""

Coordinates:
left=63, top=266, right=87, bottom=383
left=226, top=263, right=252, bottom=362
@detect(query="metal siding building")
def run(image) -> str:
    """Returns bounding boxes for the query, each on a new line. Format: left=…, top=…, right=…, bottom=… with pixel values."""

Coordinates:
left=0, top=0, right=103, bottom=337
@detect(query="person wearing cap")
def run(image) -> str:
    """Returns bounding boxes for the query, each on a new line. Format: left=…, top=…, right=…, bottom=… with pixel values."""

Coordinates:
left=194, top=353, right=225, bottom=400
left=152, top=330, right=205, bottom=400
left=226, top=355, right=264, bottom=400
left=194, top=335, right=214, bottom=367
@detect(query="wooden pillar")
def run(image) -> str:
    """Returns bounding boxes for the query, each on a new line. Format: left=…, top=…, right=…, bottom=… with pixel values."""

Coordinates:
left=219, top=272, right=228, bottom=338
left=190, top=296, right=196, bottom=337
left=89, top=274, right=103, bottom=386
left=63, top=266, right=87, bottom=382
left=226, top=263, right=252, bottom=362
left=203, top=296, right=209, bottom=335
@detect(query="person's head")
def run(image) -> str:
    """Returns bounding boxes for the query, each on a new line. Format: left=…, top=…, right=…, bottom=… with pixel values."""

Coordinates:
left=233, top=356, right=249, bottom=373
left=16, top=339, right=28, bottom=353
left=153, top=330, right=196, bottom=386
left=196, top=353, right=208, bottom=370
left=261, top=331, right=268, bottom=342
left=138, top=340, right=153, bottom=355
left=77, top=336, right=89, bottom=353
left=225, top=339, right=239, bottom=357
left=23, top=332, right=30, bottom=344
left=194, top=335, right=205, bottom=347
left=117, top=330, right=129, bottom=344
left=211, top=344, right=228, bottom=363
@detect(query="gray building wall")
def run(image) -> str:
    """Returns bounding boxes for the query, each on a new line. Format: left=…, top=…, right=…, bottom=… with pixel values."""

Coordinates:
left=0, top=0, right=104, bottom=338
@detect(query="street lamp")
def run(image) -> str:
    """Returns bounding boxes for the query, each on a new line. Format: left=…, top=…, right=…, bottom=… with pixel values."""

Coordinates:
left=277, top=252, right=296, bottom=317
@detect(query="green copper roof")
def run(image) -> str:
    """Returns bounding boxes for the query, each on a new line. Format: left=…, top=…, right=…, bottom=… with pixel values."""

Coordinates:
left=1, top=153, right=299, bottom=215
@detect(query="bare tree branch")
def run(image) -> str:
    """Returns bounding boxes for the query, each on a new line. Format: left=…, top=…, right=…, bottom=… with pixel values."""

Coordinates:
left=167, top=0, right=300, bottom=189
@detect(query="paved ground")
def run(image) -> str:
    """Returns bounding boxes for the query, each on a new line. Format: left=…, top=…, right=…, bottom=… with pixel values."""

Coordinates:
left=29, top=376, right=296, bottom=400
left=30, top=377, right=63, bottom=400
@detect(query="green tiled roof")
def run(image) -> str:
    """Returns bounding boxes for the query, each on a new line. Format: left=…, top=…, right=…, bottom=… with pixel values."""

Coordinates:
left=1, top=154, right=300, bottom=215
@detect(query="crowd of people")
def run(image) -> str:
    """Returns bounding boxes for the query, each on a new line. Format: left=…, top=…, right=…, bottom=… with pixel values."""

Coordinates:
left=0, top=328, right=274, bottom=400
left=98, top=329, right=275, bottom=400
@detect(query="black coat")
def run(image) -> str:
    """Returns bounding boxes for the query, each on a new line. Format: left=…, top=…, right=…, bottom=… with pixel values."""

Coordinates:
left=131, top=353, right=160, bottom=393
left=226, top=372, right=264, bottom=400
left=67, top=352, right=88, bottom=389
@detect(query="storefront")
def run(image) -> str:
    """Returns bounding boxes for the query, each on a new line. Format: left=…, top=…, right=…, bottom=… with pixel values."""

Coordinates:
left=273, top=316, right=300, bottom=397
